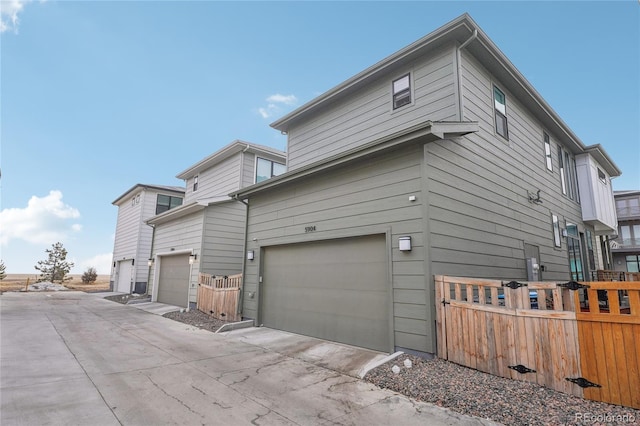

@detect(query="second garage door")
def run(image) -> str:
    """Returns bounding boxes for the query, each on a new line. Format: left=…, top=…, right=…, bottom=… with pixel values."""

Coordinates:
left=157, top=254, right=190, bottom=307
left=261, top=234, right=390, bottom=352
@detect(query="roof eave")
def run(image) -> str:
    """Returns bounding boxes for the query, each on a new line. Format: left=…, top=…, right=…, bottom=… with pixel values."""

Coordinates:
left=232, top=120, right=478, bottom=199
left=583, top=144, right=622, bottom=177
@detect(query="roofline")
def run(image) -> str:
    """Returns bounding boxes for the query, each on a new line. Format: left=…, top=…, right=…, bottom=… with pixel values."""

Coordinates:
left=232, top=120, right=478, bottom=199
left=176, top=140, right=286, bottom=180
left=270, top=13, right=620, bottom=175
left=112, top=183, right=185, bottom=205
left=614, top=190, right=640, bottom=197
left=145, top=196, right=234, bottom=225
left=583, top=144, right=622, bottom=177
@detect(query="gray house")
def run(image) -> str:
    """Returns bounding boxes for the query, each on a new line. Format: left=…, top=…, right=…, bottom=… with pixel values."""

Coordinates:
left=231, top=14, right=621, bottom=355
left=612, top=190, right=640, bottom=273
left=110, top=184, right=185, bottom=293
left=146, top=140, right=285, bottom=307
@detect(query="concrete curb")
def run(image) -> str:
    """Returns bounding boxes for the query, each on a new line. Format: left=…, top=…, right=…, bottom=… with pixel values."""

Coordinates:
left=215, top=320, right=255, bottom=333
left=358, top=351, right=404, bottom=378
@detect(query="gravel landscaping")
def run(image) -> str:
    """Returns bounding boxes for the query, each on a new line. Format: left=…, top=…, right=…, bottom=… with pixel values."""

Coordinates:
left=364, top=354, right=639, bottom=426
left=158, top=309, right=639, bottom=425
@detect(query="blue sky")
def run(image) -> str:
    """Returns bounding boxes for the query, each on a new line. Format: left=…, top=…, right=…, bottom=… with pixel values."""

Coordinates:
left=1, top=1, right=639, bottom=274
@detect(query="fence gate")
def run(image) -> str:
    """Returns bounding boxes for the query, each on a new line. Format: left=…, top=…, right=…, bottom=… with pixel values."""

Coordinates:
left=574, top=281, right=640, bottom=408
left=435, top=276, right=583, bottom=397
left=197, top=273, right=242, bottom=322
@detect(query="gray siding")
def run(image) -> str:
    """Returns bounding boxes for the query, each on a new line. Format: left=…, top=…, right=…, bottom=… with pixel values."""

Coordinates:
left=241, top=152, right=256, bottom=188
left=425, top=49, right=589, bottom=283
left=243, top=145, right=430, bottom=352
left=201, top=201, right=246, bottom=276
left=184, top=153, right=242, bottom=203
left=149, top=211, right=203, bottom=303
left=286, top=44, right=458, bottom=171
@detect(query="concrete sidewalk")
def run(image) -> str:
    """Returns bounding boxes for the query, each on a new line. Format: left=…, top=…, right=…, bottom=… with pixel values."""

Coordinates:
left=1, top=291, right=499, bottom=426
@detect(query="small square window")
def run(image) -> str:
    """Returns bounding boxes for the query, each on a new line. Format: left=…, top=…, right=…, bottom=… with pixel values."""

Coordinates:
left=597, top=168, right=607, bottom=185
left=392, top=74, right=411, bottom=109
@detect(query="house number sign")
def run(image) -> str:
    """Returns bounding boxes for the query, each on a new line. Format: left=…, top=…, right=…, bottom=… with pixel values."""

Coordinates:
left=305, top=225, right=316, bottom=233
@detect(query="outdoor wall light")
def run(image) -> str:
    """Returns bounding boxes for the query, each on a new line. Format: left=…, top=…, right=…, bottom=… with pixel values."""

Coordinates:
left=189, top=254, right=197, bottom=265
left=399, top=236, right=412, bottom=252
left=247, top=250, right=255, bottom=261
left=147, top=258, right=154, bottom=267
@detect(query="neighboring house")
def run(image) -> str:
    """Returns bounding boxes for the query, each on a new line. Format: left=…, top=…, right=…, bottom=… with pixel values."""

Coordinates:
left=231, top=14, right=621, bottom=356
left=611, top=190, right=640, bottom=273
left=110, top=184, right=185, bottom=293
left=146, top=140, right=286, bottom=308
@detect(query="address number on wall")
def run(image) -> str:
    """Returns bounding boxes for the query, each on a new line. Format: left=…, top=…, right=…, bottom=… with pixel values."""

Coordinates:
left=305, top=225, right=316, bottom=233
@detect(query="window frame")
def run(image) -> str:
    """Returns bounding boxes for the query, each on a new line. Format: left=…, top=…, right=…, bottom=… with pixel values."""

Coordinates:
left=543, top=132, right=553, bottom=171
left=552, top=214, right=562, bottom=248
left=493, top=85, right=509, bottom=140
left=193, top=175, right=199, bottom=192
left=255, top=157, right=286, bottom=183
left=155, top=194, right=183, bottom=215
left=392, top=73, right=412, bottom=110
left=558, top=146, right=580, bottom=203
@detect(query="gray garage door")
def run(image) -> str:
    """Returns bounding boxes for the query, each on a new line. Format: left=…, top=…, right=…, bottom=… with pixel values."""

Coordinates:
left=157, top=254, right=190, bottom=307
left=261, top=234, right=390, bottom=352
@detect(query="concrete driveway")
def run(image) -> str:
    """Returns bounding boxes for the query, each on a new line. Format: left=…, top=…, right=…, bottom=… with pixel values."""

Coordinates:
left=1, top=291, right=496, bottom=426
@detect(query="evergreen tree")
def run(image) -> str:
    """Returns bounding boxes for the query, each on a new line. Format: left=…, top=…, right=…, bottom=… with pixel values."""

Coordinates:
left=34, top=242, right=74, bottom=283
left=0, top=259, right=6, bottom=281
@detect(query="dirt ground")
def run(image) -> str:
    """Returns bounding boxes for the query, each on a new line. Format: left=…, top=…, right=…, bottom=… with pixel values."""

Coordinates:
left=0, top=274, right=111, bottom=293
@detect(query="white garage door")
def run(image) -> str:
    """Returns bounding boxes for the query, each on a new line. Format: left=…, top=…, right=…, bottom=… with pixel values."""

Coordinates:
left=261, top=234, right=390, bottom=352
left=157, top=254, right=190, bottom=307
left=116, top=260, right=133, bottom=293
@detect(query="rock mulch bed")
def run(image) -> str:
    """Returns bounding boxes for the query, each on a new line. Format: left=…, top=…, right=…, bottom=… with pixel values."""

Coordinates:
left=104, top=294, right=151, bottom=305
left=163, top=309, right=230, bottom=333
left=364, top=354, right=639, bottom=426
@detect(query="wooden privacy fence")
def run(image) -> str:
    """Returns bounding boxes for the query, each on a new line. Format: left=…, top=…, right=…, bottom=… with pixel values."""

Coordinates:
left=435, top=275, right=640, bottom=409
left=197, top=273, right=242, bottom=322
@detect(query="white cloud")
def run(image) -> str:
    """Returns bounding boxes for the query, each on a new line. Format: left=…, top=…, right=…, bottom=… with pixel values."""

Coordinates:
left=266, top=94, right=297, bottom=105
left=0, top=0, right=31, bottom=33
left=78, top=253, right=113, bottom=275
left=0, top=190, right=82, bottom=245
left=257, top=94, right=297, bottom=119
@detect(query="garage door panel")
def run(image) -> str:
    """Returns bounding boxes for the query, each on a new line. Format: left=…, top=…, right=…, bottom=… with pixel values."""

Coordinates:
left=116, top=261, right=132, bottom=293
left=262, top=234, right=390, bottom=352
left=157, top=254, right=190, bottom=307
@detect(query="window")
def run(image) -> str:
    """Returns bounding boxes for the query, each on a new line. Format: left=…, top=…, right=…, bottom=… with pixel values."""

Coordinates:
left=585, top=230, right=596, bottom=270
left=558, top=146, right=579, bottom=202
left=597, top=168, right=607, bottom=185
left=493, top=86, right=508, bottom=140
left=392, top=74, right=411, bottom=109
left=193, top=175, right=199, bottom=192
left=156, top=194, right=183, bottom=215
left=256, top=158, right=286, bottom=183
left=566, top=223, right=584, bottom=281
left=543, top=133, right=552, bottom=171
left=627, top=255, right=640, bottom=273
left=552, top=214, right=561, bottom=247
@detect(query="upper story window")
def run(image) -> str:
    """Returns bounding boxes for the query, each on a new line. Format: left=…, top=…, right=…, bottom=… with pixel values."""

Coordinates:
left=131, top=194, right=140, bottom=206
left=558, top=146, right=579, bottom=203
left=493, top=86, right=508, bottom=140
left=392, top=74, right=411, bottom=110
left=256, top=158, right=286, bottom=183
left=156, top=194, right=183, bottom=215
left=193, top=175, right=199, bottom=192
left=597, top=168, right=607, bottom=185
left=552, top=214, right=561, bottom=248
left=543, top=133, right=553, bottom=171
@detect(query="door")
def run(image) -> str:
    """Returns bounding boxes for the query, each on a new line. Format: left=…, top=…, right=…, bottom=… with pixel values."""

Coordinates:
left=157, top=254, right=190, bottom=307
left=260, top=234, right=390, bottom=352
left=116, top=260, right=133, bottom=293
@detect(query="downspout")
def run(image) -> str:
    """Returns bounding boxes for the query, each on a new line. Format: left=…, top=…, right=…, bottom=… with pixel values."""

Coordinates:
left=456, top=29, right=478, bottom=121
left=234, top=194, right=250, bottom=318
left=146, top=223, right=156, bottom=296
